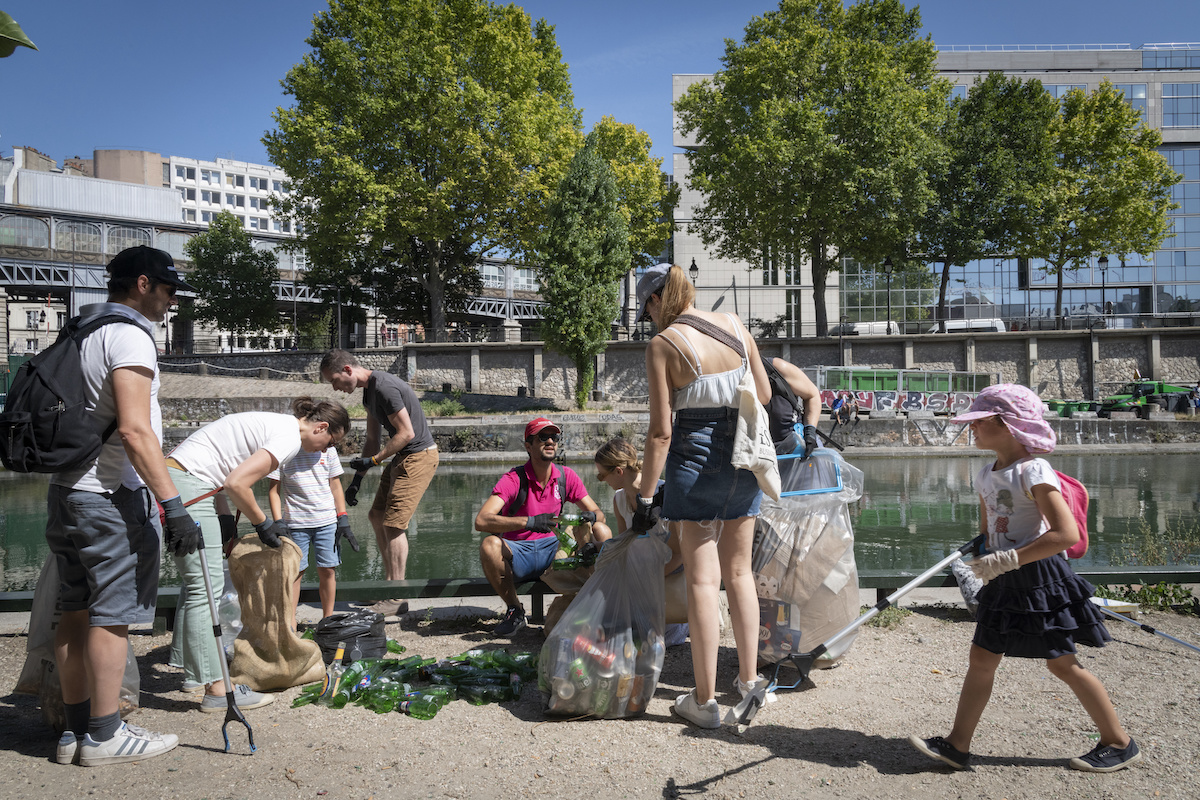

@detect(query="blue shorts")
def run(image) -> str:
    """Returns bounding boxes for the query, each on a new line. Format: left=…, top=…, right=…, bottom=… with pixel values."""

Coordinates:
left=45, top=484, right=159, bottom=627
left=662, top=407, right=762, bottom=522
left=291, top=523, right=340, bottom=572
left=506, top=535, right=559, bottom=583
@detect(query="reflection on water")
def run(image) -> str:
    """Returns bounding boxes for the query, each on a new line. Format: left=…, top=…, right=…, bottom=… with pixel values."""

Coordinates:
left=2, top=454, right=1196, bottom=592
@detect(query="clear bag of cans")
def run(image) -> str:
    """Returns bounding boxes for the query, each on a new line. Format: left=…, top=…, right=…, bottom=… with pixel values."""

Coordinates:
left=538, top=530, right=671, bottom=718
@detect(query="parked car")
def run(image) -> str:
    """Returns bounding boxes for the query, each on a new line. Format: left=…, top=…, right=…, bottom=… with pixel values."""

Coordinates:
left=936, top=318, right=1006, bottom=333
left=825, top=320, right=900, bottom=336
left=1097, top=380, right=1192, bottom=419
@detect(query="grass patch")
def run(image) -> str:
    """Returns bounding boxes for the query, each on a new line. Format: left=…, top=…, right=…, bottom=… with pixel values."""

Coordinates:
left=421, top=398, right=467, bottom=417
left=860, top=605, right=912, bottom=629
left=345, top=403, right=368, bottom=419
left=1099, top=514, right=1200, bottom=614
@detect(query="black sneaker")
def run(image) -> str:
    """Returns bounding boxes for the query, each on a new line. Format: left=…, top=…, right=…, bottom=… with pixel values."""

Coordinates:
left=908, top=735, right=971, bottom=770
left=1070, top=739, right=1142, bottom=772
left=494, top=606, right=526, bottom=637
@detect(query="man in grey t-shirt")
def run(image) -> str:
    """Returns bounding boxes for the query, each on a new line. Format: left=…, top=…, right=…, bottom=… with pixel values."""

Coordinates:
left=320, top=349, right=439, bottom=616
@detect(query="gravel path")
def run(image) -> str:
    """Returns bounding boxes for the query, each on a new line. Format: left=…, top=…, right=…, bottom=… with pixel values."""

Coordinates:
left=2, top=599, right=1197, bottom=799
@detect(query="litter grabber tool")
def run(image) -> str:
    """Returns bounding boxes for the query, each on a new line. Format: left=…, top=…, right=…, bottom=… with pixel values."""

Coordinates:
left=197, top=542, right=256, bottom=753
left=815, top=427, right=844, bottom=452
left=730, top=534, right=986, bottom=727
left=1091, top=600, right=1200, bottom=656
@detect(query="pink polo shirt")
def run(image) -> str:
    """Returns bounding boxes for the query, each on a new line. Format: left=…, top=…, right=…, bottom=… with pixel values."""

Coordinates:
left=491, top=462, right=587, bottom=541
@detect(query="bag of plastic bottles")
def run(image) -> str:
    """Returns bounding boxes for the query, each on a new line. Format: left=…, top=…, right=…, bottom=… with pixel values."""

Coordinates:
left=538, top=530, right=670, bottom=719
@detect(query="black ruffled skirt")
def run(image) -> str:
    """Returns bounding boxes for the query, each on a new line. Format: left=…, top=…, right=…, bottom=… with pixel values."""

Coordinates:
left=973, top=554, right=1112, bottom=659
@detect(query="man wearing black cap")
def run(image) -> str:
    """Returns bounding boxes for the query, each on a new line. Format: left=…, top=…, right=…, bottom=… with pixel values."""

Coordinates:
left=47, top=246, right=200, bottom=766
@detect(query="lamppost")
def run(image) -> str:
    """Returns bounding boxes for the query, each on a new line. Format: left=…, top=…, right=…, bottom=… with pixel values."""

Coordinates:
left=838, top=314, right=848, bottom=366
left=883, top=257, right=894, bottom=334
left=688, top=258, right=698, bottom=286
left=1098, top=255, right=1109, bottom=325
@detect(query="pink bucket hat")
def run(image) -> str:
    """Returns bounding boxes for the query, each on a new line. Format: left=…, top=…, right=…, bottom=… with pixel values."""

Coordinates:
left=951, top=383, right=1056, bottom=454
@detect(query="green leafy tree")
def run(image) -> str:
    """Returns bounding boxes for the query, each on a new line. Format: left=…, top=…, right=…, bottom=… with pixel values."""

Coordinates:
left=183, top=211, right=282, bottom=348
left=674, top=0, right=948, bottom=335
left=918, top=73, right=1059, bottom=330
left=264, top=0, right=581, bottom=341
left=537, top=137, right=630, bottom=408
left=1017, top=80, right=1180, bottom=327
left=588, top=116, right=679, bottom=269
left=0, top=11, right=37, bottom=57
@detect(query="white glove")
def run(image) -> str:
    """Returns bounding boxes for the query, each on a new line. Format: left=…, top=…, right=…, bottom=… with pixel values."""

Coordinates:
left=969, top=548, right=1020, bottom=584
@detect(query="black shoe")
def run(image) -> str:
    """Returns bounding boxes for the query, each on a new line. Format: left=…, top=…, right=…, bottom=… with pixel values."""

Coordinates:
left=1070, top=739, right=1142, bottom=772
left=494, top=606, right=526, bottom=637
left=908, top=735, right=971, bottom=770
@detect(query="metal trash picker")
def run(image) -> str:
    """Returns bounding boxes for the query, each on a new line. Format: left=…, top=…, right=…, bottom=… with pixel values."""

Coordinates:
left=1092, top=601, right=1200, bottom=656
left=731, top=534, right=987, bottom=727
left=197, top=542, right=256, bottom=753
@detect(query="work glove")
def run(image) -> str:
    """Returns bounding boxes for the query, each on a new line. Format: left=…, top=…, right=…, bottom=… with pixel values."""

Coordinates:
left=526, top=513, right=555, bottom=533
left=630, top=495, right=662, bottom=534
left=161, top=496, right=203, bottom=557
left=801, top=424, right=820, bottom=461
left=218, top=514, right=238, bottom=547
left=969, top=548, right=1020, bottom=584
left=349, top=455, right=379, bottom=472
left=254, top=519, right=291, bottom=549
left=578, top=510, right=597, bottom=525
left=335, top=513, right=360, bottom=554
left=344, top=474, right=363, bottom=507
left=577, top=541, right=600, bottom=566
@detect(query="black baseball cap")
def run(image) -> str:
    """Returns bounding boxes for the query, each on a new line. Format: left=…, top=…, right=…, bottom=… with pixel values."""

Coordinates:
left=107, top=245, right=196, bottom=292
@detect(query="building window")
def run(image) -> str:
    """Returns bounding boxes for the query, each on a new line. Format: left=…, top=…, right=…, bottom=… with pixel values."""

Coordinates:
left=175, top=165, right=196, bottom=181
left=271, top=219, right=282, bottom=232
left=26, top=310, right=39, bottom=329
left=1163, top=83, right=1200, bottom=128
left=949, top=85, right=968, bottom=102
left=56, top=220, right=102, bottom=252
left=180, top=188, right=196, bottom=202
left=1143, top=48, right=1200, bottom=69
left=249, top=197, right=263, bottom=210
left=0, top=215, right=51, bottom=248
left=1112, top=83, right=1148, bottom=122
left=201, top=169, right=220, bottom=185
left=249, top=218, right=261, bottom=230
left=480, top=263, right=505, bottom=289
left=25, top=339, right=38, bottom=353
left=157, top=231, right=190, bottom=259
left=225, top=174, right=245, bottom=188
left=250, top=177, right=270, bottom=191
left=162, top=163, right=171, bottom=184
left=57, top=311, right=66, bottom=329
left=201, top=211, right=215, bottom=223
left=183, top=209, right=196, bottom=222
left=512, top=267, right=539, bottom=293
left=107, top=225, right=151, bottom=254
left=201, top=190, right=219, bottom=204
left=226, top=194, right=245, bottom=207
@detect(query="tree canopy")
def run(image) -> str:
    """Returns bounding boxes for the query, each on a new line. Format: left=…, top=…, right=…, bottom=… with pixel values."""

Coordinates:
left=537, top=136, right=630, bottom=408
left=264, top=0, right=582, bottom=341
left=1017, top=80, right=1179, bottom=325
left=674, top=0, right=948, bottom=335
left=0, top=11, right=37, bottom=57
left=587, top=116, right=679, bottom=270
left=182, top=211, right=283, bottom=344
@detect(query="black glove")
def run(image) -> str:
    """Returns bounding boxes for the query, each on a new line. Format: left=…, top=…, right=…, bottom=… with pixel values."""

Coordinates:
left=578, top=510, right=597, bottom=525
left=254, top=519, right=291, bottom=548
left=344, top=474, right=363, bottom=507
left=526, top=513, right=555, bottom=533
left=161, top=496, right=203, bottom=557
left=335, top=513, right=360, bottom=554
left=630, top=495, right=661, bottom=534
left=218, top=514, right=238, bottom=547
left=349, top=455, right=378, bottom=472
left=801, top=424, right=820, bottom=461
left=577, top=541, right=600, bottom=566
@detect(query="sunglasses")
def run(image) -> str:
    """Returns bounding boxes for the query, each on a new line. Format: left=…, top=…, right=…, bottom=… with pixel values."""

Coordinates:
left=532, top=431, right=560, bottom=443
left=596, top=465, right=613, bottom=481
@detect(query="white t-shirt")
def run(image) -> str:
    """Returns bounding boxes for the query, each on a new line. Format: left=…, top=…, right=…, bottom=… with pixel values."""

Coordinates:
left=170, top=412, right=302, bottom=489
left=268, top=446, right=344, bottom=528
left=52, top=303, right=161, bottom=494
left=975, top=456, right=1062, bottom=552
left=613, top=480, right=668, bottom=538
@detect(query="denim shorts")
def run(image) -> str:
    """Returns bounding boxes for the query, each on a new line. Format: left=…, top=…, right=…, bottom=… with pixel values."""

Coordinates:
left=506, top=534, right=559, bottom=584
left=291, top=523, right=340, bottom=571
left=661, top=407, right=762, bottom=522
left=45, top=484, right=159, bottom=627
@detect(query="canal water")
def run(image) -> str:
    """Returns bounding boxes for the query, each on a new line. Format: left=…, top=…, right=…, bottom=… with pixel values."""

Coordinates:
left=2, top=453, right=1196, bottom=592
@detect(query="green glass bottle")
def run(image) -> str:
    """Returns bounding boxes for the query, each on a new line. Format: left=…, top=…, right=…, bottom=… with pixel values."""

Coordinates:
left=399, top=696, right=440, bottom=720
left=386, top=638, right=406, bottom=654
left=292, top=682, right=323, bottom=708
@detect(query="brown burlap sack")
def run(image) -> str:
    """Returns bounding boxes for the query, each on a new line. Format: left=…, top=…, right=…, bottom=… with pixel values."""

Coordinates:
left=227, top=536, right=325, bottom=690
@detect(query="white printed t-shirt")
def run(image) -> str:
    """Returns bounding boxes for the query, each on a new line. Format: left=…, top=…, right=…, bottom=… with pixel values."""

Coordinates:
left=52, top=303, right=161, bottom=494
left=268, top=446, right=344, bottom=528
left=170, top=412, right=302, bottom=489
left=975, top=456, right=1061, bottom=552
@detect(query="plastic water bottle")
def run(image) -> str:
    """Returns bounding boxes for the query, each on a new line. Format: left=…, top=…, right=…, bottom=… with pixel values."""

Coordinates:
left=218, top=563, right=242, bottom=659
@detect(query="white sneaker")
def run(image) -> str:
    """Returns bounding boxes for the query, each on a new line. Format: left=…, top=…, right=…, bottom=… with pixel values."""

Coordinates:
left=78, top=722, right=178, bottom=766
left=55, top=732, right=79, bottom=765
left=733, top=674, right=777, bottom=704
left=672, top=690, right=721, bottom=729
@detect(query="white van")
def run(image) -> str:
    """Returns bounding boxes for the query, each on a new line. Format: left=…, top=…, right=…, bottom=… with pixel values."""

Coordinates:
left=937, top=318, right=1006, bottom=333
left=826, top=320, right=900, bottom=336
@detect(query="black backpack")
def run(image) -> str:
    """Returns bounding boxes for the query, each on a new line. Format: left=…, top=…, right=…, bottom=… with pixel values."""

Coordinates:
left=503, top=464, right=568, bottom=518
left=761, top=356, right=800, bottom=444
left=0, top=314, right=153, bottom=473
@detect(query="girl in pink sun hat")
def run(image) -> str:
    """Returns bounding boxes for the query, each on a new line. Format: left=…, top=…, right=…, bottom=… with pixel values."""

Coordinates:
left=910, top=383, right=1140, bottom=774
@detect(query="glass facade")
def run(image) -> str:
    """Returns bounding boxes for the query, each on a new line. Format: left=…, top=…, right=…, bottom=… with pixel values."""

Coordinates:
left=1142, top=48, right=1200, bottom=69
left=1163, top=83, right=1200, bottom=128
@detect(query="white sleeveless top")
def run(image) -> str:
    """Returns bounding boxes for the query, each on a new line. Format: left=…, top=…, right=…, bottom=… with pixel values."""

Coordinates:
left=660, top=313, right=747, bottom=410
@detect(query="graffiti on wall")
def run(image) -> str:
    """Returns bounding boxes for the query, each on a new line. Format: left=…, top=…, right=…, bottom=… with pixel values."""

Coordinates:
left=820, top=390, right=976, bottom=414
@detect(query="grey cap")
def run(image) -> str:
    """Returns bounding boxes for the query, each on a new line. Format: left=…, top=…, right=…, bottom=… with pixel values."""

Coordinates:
left=635, top=263, right=672, bottom=323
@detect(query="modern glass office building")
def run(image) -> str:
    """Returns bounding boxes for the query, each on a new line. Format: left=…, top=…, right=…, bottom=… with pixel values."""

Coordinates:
left=843, top=43, right=1200, bottom=332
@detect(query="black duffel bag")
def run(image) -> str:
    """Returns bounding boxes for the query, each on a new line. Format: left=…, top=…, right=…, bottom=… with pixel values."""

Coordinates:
left=313, top=610, right=386, bottom=664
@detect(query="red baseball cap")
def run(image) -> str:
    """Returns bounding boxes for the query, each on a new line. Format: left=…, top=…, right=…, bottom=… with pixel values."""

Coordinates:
left=525, top=417, right=561, bottom=439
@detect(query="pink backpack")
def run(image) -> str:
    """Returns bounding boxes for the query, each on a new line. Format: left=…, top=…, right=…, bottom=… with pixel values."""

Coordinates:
left=1022, top=468, right=1089, bottom=558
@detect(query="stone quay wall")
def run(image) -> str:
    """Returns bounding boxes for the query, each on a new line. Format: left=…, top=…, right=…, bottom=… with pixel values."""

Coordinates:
left=160, top=327, right=1200, bottom=404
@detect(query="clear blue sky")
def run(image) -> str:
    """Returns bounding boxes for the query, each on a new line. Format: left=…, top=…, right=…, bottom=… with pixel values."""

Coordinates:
left=3, top=1, right=1198, bottom=173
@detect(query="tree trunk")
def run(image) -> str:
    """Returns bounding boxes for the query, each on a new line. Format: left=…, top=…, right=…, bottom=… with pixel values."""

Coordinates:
left=574, top=356, right=595, bottom=410
left=1054, top=262, right=1065, bottom=330
left=426, top=244, right=449, bottom=343
left=810, top=234, right=829, bottom=336
left=936, top=260, right=951, bottom=333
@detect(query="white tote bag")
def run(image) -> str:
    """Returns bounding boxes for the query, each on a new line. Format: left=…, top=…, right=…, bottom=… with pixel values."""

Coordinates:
left=731, top=365, right=782, bottom=501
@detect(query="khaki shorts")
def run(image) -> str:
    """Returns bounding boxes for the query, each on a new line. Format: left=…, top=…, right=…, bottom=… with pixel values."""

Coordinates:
left=372, top=446, right=439, bottom=531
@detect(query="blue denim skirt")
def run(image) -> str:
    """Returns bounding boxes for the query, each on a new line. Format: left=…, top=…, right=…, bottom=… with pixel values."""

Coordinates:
left=661, top=407, right=762, bottom=522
